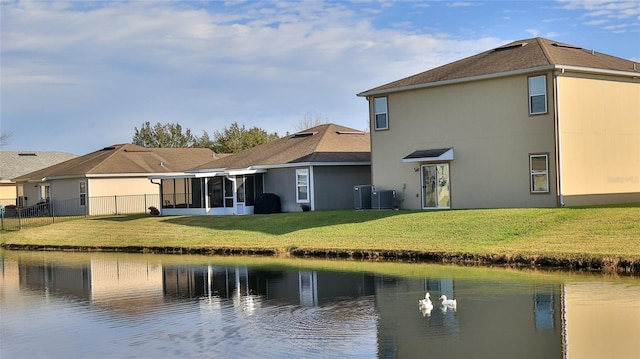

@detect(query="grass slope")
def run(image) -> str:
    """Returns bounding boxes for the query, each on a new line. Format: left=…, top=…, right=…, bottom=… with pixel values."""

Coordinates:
left=2, top=206, right=639, bottom=264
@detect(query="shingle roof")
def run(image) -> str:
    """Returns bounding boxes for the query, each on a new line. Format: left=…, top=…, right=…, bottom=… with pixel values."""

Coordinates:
left=191, top=123, right=370, bottom=171
left=12, top=144, right=216, bottom=181
left=0, top=151, right=78, bottom=183
left=358, top=37, right=640, bottom=96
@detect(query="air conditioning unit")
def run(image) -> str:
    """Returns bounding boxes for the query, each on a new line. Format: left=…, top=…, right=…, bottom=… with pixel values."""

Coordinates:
left=371, top=190, right=395, bottom=209
left=354, top=185, right=373, bottom=209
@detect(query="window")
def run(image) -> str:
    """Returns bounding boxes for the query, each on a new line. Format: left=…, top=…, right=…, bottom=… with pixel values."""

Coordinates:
left=530, top=154, right=549, bottom=193
left=39, top=184, right=50, bottom=202
left=373, top=97, right=388, bottom=130
left=528, top=75, right=547, bottom=114
left=296, top=169, right=309, bottom=203
left=79, top=181, right=87, bottom=206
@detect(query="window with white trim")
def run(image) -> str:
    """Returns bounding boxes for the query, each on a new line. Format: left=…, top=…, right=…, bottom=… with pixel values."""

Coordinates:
left=39, top=184, right=50, bottom=202
left=79, top=181, right=87, bottom=206
left=296, top=169, right=309, bottom=203
left=373, top=97, right=388, bottom=130
left=530, top=154, right=549, bottom=193
left=528, top=75, right=547, bottom=115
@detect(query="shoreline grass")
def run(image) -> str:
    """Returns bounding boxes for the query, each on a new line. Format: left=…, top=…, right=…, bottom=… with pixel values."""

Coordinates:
left=2, top=205, right=640, bottom=272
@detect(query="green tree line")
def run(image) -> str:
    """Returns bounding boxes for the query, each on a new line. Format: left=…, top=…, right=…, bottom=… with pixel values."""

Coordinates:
left=132, top=121, right=280, bottom=154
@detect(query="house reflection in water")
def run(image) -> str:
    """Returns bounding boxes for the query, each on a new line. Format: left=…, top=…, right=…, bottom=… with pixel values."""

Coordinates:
left=162, top=265, right=376, bottom=306
left=3, top=254, right=638, bottom=358
left=563, top=282, right=640, bottom=359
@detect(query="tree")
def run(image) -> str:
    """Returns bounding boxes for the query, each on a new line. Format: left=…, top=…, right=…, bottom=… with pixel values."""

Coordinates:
left=0, top=132, right=11, bottom=148
left=212, top=122, right=279, bottom=153
left=132, top=122, right=197, bottom=148
left=295, top=112, right=329, bottom=131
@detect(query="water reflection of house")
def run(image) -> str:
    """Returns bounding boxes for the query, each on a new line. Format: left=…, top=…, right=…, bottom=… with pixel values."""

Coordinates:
left=162, top=265, right=376, bottom=306
left=375, top=278, right=564, bottom=358
left=5, top=257, right=165, bottom=315
left=90, top=258, right=164, bottom=314
left=563, top=282, right=640, bottom=359
left=0, top=257, right=21, bottom=306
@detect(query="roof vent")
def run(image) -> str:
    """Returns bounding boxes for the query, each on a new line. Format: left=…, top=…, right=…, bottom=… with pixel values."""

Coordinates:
left=551, top=43, right=582, bottom=50
left=101, top=146, right=116, bottom=151
left=18, top=153, right=37, bottom=156
left=336, top=131, right=365, bottom=135
left=293, top=131, right=317, bottom=138
left=493, top=42, right=527, bottom=52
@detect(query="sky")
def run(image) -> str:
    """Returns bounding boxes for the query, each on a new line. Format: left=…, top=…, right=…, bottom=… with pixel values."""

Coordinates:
left=1, top=0, right=639, bottom=155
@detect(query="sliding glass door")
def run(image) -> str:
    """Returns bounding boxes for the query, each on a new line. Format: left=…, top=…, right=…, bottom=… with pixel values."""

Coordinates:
left=421, top=163, right=450, bottom=209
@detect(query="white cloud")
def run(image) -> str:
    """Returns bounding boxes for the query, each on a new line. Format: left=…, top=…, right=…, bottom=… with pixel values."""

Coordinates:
left=584, top=19, right=609, bottom=25
left=446, top=2, right=475, bottom=8
left=1, top=1, right=505, bottom=153
left=526, top=29, right=541, bottom=37
left=557, top=0, right=640, bottom=19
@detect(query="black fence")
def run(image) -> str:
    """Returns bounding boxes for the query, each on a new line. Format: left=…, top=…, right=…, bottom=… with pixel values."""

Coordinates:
left=1, top=194, right=160, bottom=231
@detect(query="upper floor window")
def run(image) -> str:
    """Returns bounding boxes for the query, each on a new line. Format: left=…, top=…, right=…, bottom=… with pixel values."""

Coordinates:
left=373, top=97, right=388, bottom=130
left=530, top=154, right=549, bottom=193
left=528, top=75, right=547, bottom=115
left=296, top=169, right=309, bottom=203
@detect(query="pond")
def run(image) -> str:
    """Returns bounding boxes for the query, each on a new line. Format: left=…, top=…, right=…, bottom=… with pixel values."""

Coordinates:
left=1, top=250, right=639, bottom=359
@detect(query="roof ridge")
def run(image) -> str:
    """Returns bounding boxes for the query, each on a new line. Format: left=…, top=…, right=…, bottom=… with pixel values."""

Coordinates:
left=307, top=123, right=332, bottom=154
left=85, top=144, right=130, bottom=173
left=536, top=37, right=556, bottom=65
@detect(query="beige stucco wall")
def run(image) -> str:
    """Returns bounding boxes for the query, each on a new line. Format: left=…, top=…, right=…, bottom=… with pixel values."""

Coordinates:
left=557, top=74, right=640, bottom=206
left=88, top=176, right=159, bottom=197
left=0, top=185, right=16, bottom=201
left=368, top=73, right=558, bottom=209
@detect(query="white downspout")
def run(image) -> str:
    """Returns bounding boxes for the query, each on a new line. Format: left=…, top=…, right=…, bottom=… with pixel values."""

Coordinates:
left=309, top=166, right=315, bottom=211
left=554, top=70, right=565, bottom=206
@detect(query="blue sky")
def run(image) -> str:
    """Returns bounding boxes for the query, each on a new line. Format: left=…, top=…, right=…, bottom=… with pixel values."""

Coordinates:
left=1, top=0, right=639, bottom=155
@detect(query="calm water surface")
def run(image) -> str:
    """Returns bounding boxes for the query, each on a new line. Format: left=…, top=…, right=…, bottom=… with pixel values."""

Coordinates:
left=1, top=251, right=639, bottom=359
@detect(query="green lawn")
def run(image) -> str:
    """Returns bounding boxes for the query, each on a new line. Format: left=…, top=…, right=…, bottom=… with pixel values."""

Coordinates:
left=2, top=206, right=640, bottom=265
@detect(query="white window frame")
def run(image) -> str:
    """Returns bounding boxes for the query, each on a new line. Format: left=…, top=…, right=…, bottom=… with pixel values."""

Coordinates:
left=528, top=75, right=547, bottom=115
left=79, top=181, right=87, bottom=206
left=530, top=154, right=549, bottom=193
left=39, top=184, right=50, bottom=202
left=296, top=169, right=309, bottom=203
left=373, top=97, right=388, bottom=130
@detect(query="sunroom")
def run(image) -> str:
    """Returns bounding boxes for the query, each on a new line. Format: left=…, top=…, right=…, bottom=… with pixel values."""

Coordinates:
left=150, top=170, right=265, bottom=215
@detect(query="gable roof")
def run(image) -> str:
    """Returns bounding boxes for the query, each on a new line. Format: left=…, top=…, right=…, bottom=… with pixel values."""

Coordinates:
left=13, top=144, right=216, bottom=182
left=190, top=123, right=370, bottom=172
left=0, top=151, right=78, bottom=184
left=358, top=37, right=640, bottom=96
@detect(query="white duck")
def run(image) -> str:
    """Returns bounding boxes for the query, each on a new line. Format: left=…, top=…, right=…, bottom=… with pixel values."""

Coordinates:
left=439, top=294, right=457, bottom=308
left=418, top=292, right=434, bottom=317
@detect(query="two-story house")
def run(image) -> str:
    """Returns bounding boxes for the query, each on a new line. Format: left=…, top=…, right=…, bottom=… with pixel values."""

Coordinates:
left=358, top=37, right=639, bottom=209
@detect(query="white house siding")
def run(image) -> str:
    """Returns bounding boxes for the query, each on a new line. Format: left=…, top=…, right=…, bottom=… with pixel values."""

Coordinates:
left=369, top=74, right=558, bottom=209
left=313, top=165, right=371, bottom=210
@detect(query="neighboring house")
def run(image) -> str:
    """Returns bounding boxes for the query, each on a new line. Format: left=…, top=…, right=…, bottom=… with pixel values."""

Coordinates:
left=0, top=151, right=77, bottom=205
left=357, top=37, right=639, bottom=209
left=152, top=123, right=371, bottom=215
left=12, top=144, right=216, bottom=216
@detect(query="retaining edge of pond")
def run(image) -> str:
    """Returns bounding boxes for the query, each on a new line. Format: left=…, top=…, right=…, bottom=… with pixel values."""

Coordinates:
left=2, top=243, right=639, bottom=274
